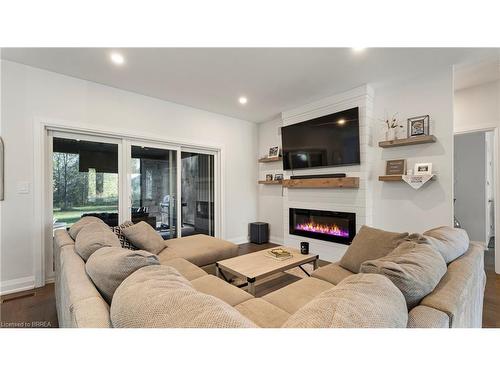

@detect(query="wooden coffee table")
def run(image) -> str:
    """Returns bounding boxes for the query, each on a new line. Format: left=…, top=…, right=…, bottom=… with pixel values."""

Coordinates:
left=215, top=246, right=319, bottom=295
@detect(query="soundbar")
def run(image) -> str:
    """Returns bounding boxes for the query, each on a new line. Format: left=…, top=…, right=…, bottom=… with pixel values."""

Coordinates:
left=290, top=173, right=347, bottom=180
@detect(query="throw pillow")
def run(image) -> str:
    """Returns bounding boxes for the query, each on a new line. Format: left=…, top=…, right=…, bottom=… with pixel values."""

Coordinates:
left=110, top=265, right=257, bottom=328
left=112, top=221, right=138, bottom=250
left=422, top=226, right=470, bottom=264
left=339, top=225, right=409, bottom=273
left=360, top=241, right=447, bottom=309
left=282, top=273, right=408, bottom=328
left=68, top=216, right=106, bottom=240
left=86, top=247, right=159, bottom=304
left=75, top=222, right=121, bottom=261
left=121, top=221, right=166, bottom=255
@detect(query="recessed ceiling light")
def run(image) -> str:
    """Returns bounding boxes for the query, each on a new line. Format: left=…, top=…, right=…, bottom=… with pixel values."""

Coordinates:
left=110, top=52, right=125, bottom=65
left=352, top=47, right=366, bottom=53
left=238, top=96, right=248, bottom=105
left=337, top=118, right=346, bottom=125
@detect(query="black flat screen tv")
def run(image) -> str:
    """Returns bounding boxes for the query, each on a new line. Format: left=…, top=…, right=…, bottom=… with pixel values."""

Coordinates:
left=281, top=107, right=360, bottom=170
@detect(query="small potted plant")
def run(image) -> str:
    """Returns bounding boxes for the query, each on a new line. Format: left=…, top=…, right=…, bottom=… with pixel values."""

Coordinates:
left=381, top=112, right=404, bottom=141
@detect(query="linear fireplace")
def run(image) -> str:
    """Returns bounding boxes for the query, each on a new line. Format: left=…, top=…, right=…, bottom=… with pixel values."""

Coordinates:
left=289, top=208, right=356, bottom=245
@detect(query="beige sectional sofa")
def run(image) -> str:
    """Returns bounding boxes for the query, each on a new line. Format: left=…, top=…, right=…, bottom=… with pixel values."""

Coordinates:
left=53, top=223, right=486, bottom=328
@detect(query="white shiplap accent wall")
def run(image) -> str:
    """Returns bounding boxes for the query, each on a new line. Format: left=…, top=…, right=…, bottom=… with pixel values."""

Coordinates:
left=280, top=85, right=374, bottom=262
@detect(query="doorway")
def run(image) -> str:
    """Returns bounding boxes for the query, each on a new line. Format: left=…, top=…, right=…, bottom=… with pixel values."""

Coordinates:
left=454, top=130, right=496, bottom=248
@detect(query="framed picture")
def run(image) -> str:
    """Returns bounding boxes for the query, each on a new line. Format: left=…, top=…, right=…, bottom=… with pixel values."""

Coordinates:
left=265, top=174, right=273, bottom=181
left=385, top=159, right=406, bottom=175
left=414, top=162, right=432, bottom=175
left=268, top=146, right=280, bottom=158
left=407, top=115, right=430, bottom=137
left=274, top=173, right=283, bottom=181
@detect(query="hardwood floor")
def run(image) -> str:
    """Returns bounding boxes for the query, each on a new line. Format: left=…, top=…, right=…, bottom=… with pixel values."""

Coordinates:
left=1, top=243, right=499, bottom=328
left=482, top=250, right=499, bottom=328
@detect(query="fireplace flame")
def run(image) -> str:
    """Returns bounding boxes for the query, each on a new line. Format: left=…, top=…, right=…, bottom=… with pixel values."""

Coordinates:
left=295, top=222, right=349, bottom=238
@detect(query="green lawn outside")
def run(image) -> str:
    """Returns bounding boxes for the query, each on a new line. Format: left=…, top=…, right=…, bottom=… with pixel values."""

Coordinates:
left=53, top=205, right=118, bottom=225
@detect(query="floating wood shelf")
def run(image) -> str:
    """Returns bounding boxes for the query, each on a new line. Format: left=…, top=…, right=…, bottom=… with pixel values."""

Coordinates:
left=378, top=175, right=437, bottom=182
left=258, top=180, right=283, bottom=185
left=258, top=156, right=282, bottom=163
left=378, top=135, right=437, bottom=148
left=282, top=177, right=359, bottom=189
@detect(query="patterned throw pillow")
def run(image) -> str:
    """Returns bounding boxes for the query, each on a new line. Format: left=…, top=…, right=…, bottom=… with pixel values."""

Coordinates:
left=112, top=221, right=138, bottom=250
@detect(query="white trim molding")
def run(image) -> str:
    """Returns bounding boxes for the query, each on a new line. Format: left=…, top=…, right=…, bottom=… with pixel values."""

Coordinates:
left=0, top=276, right=35, bottom=296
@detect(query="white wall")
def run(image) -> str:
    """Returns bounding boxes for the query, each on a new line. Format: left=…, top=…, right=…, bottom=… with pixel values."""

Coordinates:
left=372, top=69, right=455, bottom=232
left=0, top=60, right=258, bottom=294
left=257, top=116, right=284, bottom=244
left=454, top=132, right=486, bottom=242
left=257, top=69, right=456, bottom=261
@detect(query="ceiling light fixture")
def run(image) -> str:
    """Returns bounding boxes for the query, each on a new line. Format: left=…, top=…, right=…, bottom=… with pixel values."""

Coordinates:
left=110, top=52, right=125, bottom=65
left=337, top=118, right=346, bottom=125
left=238, top=96, right=248, bottom=105
left=352, top=47, right=366, bottom=53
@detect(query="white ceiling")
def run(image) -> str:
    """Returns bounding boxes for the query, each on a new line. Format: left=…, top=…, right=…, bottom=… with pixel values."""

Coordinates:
left=454, top=58, right=500, bottom=91
left=2, top=48, right=499, bottom=123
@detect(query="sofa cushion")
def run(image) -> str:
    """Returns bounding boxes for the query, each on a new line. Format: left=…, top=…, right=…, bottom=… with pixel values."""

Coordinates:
left=339, top=225, right=408, bottom=273
left=75, top=222, right=121, bottom=261
left=360, top=241, right=447, bottom=309
left=159, top=257, right=208, bottom=281
left=410, top=226, right=469, bottom=264
left=111, top=221, right=138, bottom=250
left=282, top=273, right=408, bottom=328
left=311, top=262, right=354, bottom=285
left=121, top=221, right=166, bottom=255
left=234, top=298, right=290, bottom=328
left=111, top=265, right=257, bottom=328
left=69, top=216, right=106, bottom=240
left=191, top=275, right=253, bottom=306
left=407, top=305, right=450, bottom=328
left=86, top=247, right=160, bottom=304
left=419, top=242, right=485, bottom=328
left=263, top=277, right=334, bottom=314
left=158, top=234, right=238, bottom=266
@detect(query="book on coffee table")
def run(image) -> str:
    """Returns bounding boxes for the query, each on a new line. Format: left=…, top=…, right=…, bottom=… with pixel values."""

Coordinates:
left=265, top=248, right=293, bottom=261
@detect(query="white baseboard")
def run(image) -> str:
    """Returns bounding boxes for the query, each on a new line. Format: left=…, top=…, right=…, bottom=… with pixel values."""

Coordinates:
left=269, top=236, right=284, bottom=245
left=227, top=236, right=249, bottom=245
left=0, top=276, right=35, bottom=296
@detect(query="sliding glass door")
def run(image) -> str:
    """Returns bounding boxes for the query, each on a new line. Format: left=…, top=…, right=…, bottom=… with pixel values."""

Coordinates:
left=181, top=151, right=215, bottom=237
left=49, top=132, right=218, bottom=241
left=51, top=133, right=121, bottom=230
left=129, top=144, right=178, bottom=239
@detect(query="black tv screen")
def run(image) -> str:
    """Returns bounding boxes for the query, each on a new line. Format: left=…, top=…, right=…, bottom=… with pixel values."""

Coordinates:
left=281, top=107, right=360, bottom=170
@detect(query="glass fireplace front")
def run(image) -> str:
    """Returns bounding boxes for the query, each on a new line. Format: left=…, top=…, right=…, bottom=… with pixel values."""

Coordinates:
left=289, top=208, right=356, bottom=245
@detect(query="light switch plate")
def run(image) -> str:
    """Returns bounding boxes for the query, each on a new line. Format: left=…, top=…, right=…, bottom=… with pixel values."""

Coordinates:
left=17, top=182, right=30, bottom=194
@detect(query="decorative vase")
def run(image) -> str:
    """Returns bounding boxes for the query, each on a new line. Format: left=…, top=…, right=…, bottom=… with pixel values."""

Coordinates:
left=385, top=128, right=395, bottom=141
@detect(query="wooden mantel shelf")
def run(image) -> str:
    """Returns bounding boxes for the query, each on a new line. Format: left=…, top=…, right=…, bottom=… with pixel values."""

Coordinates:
left=258, top=156, right=282, bottom=163
left=282, top=177, right=359, bottom=189
left=258, top=180, right=283, bottom=185
left=378, top=135, right=436, bottom=148
left=379, top=175, right=437, bottom=182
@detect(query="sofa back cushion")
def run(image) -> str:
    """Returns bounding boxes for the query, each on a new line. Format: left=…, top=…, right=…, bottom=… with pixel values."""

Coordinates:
left=69, top=216, right=106, bottom=240
left=121, top=221, right=166, bottom=255
left=360, top=241, right=447, bottom=309
left=110, top=265, right=257, bottom=328
left=339, top=225, right=409, bottom=273
left=86, top=247, right=160, bottom=304
left=422, top=226, right=470, bottom=264
left=75, top=222, right=121, bottom=261
left=283, top=273, right=407, bottom=328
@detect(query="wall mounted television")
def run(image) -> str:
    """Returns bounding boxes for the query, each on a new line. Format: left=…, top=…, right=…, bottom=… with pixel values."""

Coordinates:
left=281, top=107, right=360, bottom=170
